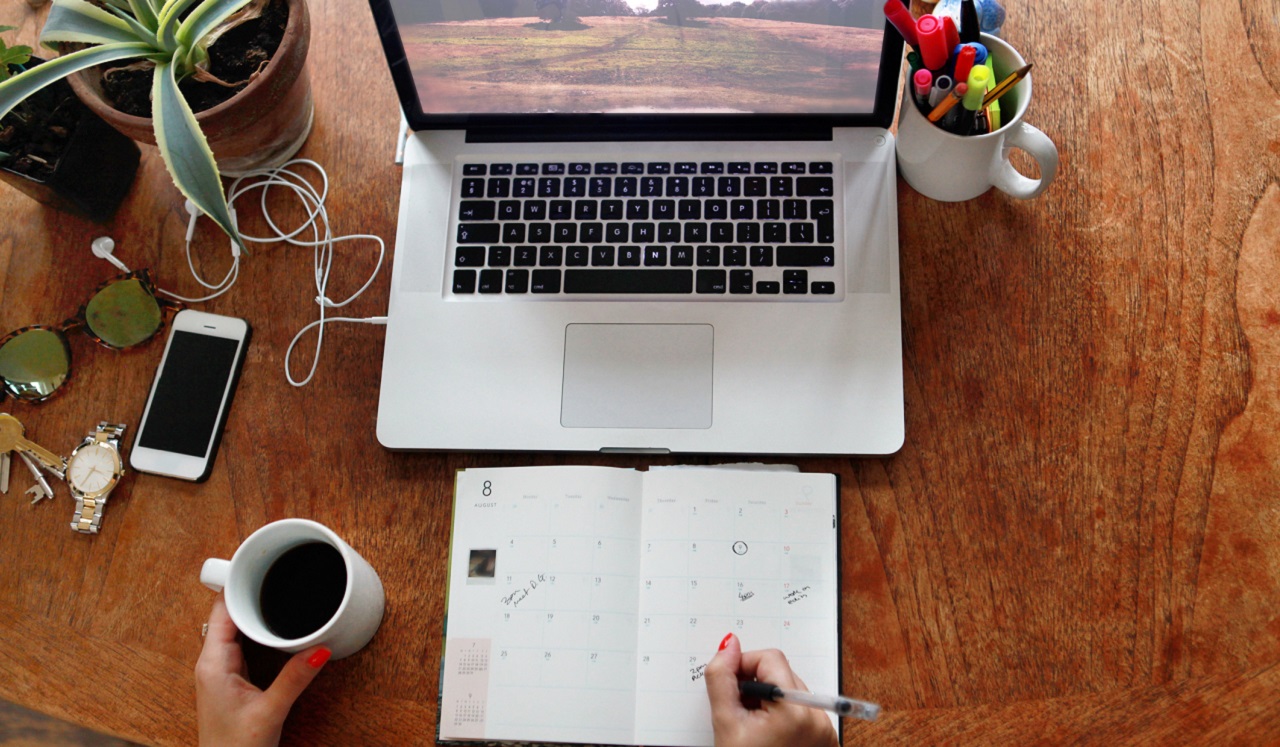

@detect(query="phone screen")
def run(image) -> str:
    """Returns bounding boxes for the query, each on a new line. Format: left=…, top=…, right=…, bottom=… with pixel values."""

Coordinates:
left=137, top=331, right=243, bottom=457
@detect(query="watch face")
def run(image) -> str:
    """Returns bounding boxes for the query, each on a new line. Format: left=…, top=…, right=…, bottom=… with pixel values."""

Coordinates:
left=68, top=443, right=120, bottom=494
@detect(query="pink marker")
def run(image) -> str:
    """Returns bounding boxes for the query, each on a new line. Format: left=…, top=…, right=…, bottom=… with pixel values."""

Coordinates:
left=913, top=69, right=933, bottom=102
left=915, top=14, right=950, bottom=71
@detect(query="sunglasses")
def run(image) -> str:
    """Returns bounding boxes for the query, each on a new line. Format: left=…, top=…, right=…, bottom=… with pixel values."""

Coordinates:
left=0, top=271, right=182, bottom=403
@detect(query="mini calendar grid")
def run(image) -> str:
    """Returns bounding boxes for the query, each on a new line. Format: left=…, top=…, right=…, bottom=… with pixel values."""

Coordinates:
left=440, top=466, right=839, bottom=747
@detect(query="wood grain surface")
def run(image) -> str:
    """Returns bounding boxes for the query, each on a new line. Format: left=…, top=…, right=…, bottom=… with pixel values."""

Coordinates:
left=0, top=0, right=1277, bottom=744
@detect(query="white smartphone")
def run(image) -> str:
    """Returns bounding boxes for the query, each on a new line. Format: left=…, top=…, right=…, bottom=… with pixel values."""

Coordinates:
left=130, top=309, right=251, bottom=482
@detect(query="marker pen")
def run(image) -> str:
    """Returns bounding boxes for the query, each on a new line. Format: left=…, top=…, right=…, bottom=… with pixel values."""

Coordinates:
left=915, top=14, right=949, bottom=70
left=959, top=0, right=980, bottom=43
left=963, top=66, right=992, bottom=110
left=739, top=681, right=881, bottom=722
left=883, top=0, right=919, bottom=48
left=941, top=14, right=960, bottom=51
left=927, top=74, right=953, bottom=106
left=913, top=68, right=933, bottom=108
left=952, top=45, right=976, bottom=86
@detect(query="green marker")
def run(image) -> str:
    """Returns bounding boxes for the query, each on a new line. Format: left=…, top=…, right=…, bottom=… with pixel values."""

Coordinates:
left=963, top=66, right=991, bottom=110
left=907, top=51, right=923, bottom=73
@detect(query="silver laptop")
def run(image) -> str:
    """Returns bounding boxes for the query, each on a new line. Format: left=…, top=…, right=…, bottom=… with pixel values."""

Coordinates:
left=369, top=0, right=905, bottom=454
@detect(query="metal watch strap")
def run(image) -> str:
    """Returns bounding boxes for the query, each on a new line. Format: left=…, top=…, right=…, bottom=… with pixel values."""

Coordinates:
left=70, top=422, right=127, bottom=535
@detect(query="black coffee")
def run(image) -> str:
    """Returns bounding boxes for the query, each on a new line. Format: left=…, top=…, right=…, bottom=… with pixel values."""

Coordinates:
left=259, top=542, right=347, bottom=639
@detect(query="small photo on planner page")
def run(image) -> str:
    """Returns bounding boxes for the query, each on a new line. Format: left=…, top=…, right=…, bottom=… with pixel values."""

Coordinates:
left=439, top=465, right=840, bottom=747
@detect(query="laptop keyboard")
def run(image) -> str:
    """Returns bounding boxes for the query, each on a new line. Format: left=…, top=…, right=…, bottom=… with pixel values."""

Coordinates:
left=449, top=159, right=841, bottom=299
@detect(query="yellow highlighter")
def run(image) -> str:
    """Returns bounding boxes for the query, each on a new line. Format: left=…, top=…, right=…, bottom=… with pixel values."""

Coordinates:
left=963, top=66, right=991, bottom=110
left=984, top=56, right=1001, bottom=130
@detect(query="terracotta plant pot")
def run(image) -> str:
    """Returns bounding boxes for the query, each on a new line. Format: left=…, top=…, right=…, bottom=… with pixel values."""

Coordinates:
left=66, top=0, right=313, bottom=177
left=1, top=56, right=140, bottom=221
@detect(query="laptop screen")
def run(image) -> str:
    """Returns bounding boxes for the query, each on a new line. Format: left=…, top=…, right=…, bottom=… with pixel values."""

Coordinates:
left=371, top=0, right=902, bottom=131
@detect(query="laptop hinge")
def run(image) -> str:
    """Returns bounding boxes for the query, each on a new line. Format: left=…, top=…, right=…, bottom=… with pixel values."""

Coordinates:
left=466, top=123, right=835, bottom=144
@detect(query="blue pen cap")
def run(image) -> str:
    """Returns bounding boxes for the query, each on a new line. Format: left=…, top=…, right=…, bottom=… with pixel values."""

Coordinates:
left=954, top=42, right=989, bottom=64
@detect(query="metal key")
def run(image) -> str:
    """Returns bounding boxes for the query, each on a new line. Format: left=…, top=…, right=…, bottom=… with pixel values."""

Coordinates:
left=19, top=452, right=54, bottom=504
left=1, top=452, right=9, bottom=494
left=0, top=413, right=66, bottom=479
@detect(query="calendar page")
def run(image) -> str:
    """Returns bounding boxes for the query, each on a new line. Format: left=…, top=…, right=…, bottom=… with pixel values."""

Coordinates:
left=439, top=466, right=839, bottom=747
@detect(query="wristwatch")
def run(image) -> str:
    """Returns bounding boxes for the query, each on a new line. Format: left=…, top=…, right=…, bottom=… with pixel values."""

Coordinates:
left=67, top=423, right=128, bottom=534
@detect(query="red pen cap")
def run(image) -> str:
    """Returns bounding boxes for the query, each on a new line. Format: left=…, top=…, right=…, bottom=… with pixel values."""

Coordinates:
left=915, top=14, right=949, bottom=71
left=882, top=0, right=919, bottom=48
left=942, top=15, right=960, bottom=51
left=952, top=45, right=976, bottom=87
left=913, top=69, right=933, bottom=97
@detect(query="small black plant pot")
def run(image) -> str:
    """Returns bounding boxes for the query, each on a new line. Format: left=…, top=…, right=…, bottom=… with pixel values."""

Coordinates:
left=0, top=56, right=140, bottom=222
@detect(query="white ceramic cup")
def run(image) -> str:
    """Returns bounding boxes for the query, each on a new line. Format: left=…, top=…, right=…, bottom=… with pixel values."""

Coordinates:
left=200, top=519, right=385, bottom=660
left=896, top=33, right=1058, bottom=201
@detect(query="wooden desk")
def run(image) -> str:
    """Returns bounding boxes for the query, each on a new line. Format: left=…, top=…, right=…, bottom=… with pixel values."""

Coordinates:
left=1, top=0, right=1277, bottom=743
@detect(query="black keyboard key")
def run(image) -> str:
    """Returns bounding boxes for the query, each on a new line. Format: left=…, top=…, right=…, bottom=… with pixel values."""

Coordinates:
left=554, top=223, right=577, bottom=243
left=601, top=200, right=624, bottom=220
left=478, top=269, right=503, bottom=294
left=594, top=163, right=618, bottom=174
left=522, top=200, right=547, bottom=220
left=671, top=245, right=694, bottom=266
left=514, top=178, right=537, bottom=197
left=506, top=269, right=529, bottom=293
left=566, top=246, right=590, bottom=266
left=487, top=178, right=511, bottom=198
left=616, top=177, right=637, bottom=197
left=812, top=281, right=835, bottom=294
left=514, top=246, right=537, bottom=266
left=618, top=246, right=642, bottom=266
left=809, top=161, right=834, bottom=173
left=705, top=200, right=728, bottom=220
left=459, top=200, right=496, bottom=221
left=626, top=200, right=650, bottom=220
left=684, top=223, right=708, bottom=243
left=550, top=200, right=572, bottom=220
left=605, top=223, right=629, bottom=243
left=717, top=177, right=741, bottom=197
left=756, top=280, right=780, bottom=294
left=640, top=177, right=663, bottom=197
left=750, top=246, right=774, bottom=266
left=490, top=163, right=513, bottom=175
left=574, top=200, right=599, bottom=220
left=498, top=200, right=521, bottom=220
left=770, top=176, right=793, bottom=196
left=737, top=223, right=760, bottom=243
left=540, top=246, right=563, bottom=266
left=528, top=223, right=552, bottom=243
left=692, top=177, right=715, bottom=197
left=488, top=246, right=512, bottom=266
left=701, top=162, right=725, bottom=174
left=455, top=246, right=486, bottom=266
left=531, top=269, right=561, bottom=293
left=517, top=163, right=539, bottom=175
left=744, top=176, right=767, bottom=196
left=783, top=269, right=808, bottom=294
left=631, top=222, right=655, bottom=243
left=757, top=199, right=780, bottom=219
left=461, top=178, right=485, bottom=198
left=697, top=269, right=727, bottom=294
left=542, top=163, right=565, bottom=174
left=653, top=200, right=675, bottom=220
left=788, top=223, right=814, bottom=243
left=697, top=245, right=720, bottom=266
left=453, top=269, right=477, bottom=293
left=564, top=269, right=693, bottom=294
left=797, top=176, right=835, bottom=197
left=777, top=246, right=835, bottom=266
left=648, top=162, right=672, bottom=174
left=538, top=177, right=560, bottom=197
left=592, top=246, right=615, bottom=266
left=463, top=163, right=487, bottom=175
left=730, top=269, right=753, bottom=293
left=728, top=162, right=751, bottom=174
left=711, top=222, right=733, bottom=243
left=569, top=163, right=592, bottom=175
left=458, top=224, right=500, bottom=244
left=622, top=162, right=644, bottom=174
left=813, top=199, right=835, bottom=242
left=764, top=223, right=787, bottom=243
left=754, top=162, right=778, bottom=174
left=724, top=245, right=746, bottom=266
left=678, top=200, right=701, bottom=220
left=782, top=162, right=805, bottom=174
left=667, top=176, right=689, bottom=197
left=731, top=199, right=753, bottom=219
left=581, top=223, right=604, bottom=243
left=658, top=223, right=681, bottom=243
left=565, top=177, right=587, bottom=197
left=783, top=199, right=807, bottom=220
left=674, top=162, right=698, bottom=174
left=589, top=177, right=612, bottom=197
left=644, top=246, right=667, bottom=266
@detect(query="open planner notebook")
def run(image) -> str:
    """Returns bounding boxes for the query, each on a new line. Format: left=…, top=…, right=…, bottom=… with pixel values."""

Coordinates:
left=439, top=466, right=840, bottom=746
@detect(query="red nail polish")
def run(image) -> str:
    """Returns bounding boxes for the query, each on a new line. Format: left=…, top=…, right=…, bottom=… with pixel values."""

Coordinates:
left=718, top=633, right=734, bottom=651
left=308, top=648, right=332, bottom=668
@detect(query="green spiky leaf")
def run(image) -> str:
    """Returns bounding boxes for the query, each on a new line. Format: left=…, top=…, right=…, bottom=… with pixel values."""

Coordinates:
left=0, top=42, right=156, bottom=121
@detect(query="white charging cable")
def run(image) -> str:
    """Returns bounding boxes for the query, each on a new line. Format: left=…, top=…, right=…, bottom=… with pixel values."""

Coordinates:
left=97, top=159, right=389, bottom=387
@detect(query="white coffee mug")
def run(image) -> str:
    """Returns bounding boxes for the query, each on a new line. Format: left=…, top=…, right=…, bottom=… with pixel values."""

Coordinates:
left=896, top=33, right=1058, bottom=201
left=200, top=519, right=385, bottom=660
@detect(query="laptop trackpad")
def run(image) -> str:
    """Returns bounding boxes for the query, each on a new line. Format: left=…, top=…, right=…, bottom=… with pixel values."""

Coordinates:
left=562, top=324, right=713, bottom=429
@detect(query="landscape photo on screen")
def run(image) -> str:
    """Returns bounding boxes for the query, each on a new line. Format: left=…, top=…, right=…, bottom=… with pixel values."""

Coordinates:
left=391, top=0, right=886, bottom=114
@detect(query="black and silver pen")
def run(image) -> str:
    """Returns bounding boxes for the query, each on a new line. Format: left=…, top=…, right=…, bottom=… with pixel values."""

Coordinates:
left=739, top=680, right=881, bottom=721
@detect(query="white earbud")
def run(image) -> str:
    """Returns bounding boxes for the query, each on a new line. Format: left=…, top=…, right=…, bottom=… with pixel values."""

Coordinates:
left=184, top=199, right=201, bottom=243
left=90, top=236, right=131, bottom=273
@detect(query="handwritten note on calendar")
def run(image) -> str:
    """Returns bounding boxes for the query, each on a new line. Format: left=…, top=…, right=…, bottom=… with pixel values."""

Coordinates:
left=439, top=466, right=840, bottom=747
